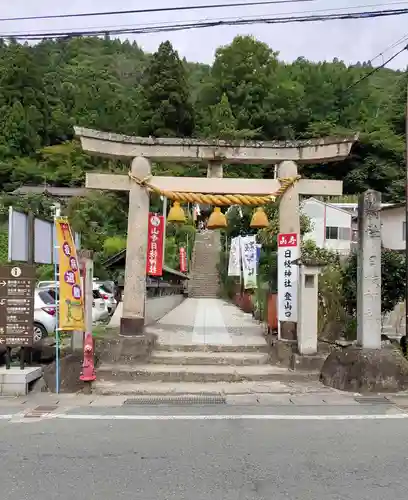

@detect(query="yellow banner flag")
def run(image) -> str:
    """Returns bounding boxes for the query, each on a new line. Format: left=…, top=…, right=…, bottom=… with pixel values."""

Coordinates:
left=55, top=218, right=84, bottom=331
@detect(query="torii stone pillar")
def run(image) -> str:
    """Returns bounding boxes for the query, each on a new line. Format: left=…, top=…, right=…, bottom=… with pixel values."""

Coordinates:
left=74, top=127, right=358, bottom=338
left=278, top=160, right=301, bottom=340
left=121, top=156, right=151, bottom=335
left=278, top=160, right=300, bottom=235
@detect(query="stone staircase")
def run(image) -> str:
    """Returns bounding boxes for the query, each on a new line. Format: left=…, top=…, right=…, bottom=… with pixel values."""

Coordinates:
left=93, top=341, right=316, bottom=394
left=189, top=231, right=221, bottom=298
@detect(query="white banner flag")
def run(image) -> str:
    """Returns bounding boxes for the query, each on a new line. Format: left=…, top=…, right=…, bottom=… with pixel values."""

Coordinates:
left=240, top=235, right=257, bottom=289
left=228, top=236, right=241, bottom=277
left=277, top=233, right=300, bottom=322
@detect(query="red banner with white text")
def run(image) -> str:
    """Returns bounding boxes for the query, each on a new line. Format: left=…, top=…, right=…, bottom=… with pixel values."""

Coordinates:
left=146, top=213, right=164, bottom=277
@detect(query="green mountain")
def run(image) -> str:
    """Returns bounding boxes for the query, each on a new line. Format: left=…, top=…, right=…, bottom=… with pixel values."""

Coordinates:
left=0, top=34, right=405, bottom=263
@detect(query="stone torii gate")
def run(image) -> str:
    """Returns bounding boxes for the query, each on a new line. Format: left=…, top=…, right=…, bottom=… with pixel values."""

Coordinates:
left=74, top=127, right=358, bottom=337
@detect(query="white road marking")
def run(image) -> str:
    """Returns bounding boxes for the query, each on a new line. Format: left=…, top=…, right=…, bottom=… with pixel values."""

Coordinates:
left=45, top=413, right=408, bottom=421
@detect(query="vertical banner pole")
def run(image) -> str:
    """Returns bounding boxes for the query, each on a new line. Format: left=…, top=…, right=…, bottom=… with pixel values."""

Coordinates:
left=186, top=233, right=189, bottom=272
left=53, top=214, right=60, bottom=394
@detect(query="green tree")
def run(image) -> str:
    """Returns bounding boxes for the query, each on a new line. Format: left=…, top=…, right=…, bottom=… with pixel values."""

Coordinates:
left=103, top=236, right=127, bottom=258
left=206, top=36, right=305, bottom=140
left=0, top=34, right=407, bottom=275
left=0, top=43, right=50, bottom=155
left=200, top=93, right=258, bottom=141
left=139, top=41, right=195, bottom=137
left=341, top=249, right=406, bottom=315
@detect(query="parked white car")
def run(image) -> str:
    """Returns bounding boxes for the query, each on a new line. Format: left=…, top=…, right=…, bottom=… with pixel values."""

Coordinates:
left=92, top=289, right=109, bottom=323
left=36, top=283, right=109, bottom=327
left=93, top=281, right=117, bottom=315
left=34, top=289, right=57, bottom=342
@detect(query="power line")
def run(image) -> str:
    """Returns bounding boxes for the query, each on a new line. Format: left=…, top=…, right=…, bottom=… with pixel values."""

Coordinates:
left=368, top=32, right=408, bottom=65
left=3, top=2, right=407, bottom=37
left=345, top=43, right=408, bottom=92
left=0, top=0, right=318, bottom=23
left=4, top=7, right=408, bottom=40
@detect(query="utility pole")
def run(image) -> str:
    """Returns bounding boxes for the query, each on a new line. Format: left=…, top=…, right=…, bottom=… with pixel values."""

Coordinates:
left=405, top=80, right=408, bottom=351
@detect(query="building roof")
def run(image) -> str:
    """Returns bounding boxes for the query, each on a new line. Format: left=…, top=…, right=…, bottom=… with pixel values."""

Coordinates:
left=303, top=197, right=352, bottom=216
left=103, top=249, right=189, bottom=280
left=381, top=202, right=405, bottom=212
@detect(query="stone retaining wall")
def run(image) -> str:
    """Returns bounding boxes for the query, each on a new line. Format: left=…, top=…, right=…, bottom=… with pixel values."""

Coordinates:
left=108, top=294, right=185, bottom=328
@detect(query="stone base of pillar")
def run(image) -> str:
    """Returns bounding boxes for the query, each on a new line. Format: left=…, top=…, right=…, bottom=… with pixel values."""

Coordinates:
left=120, top=316, right=145, bottom=337
left=96, top=332, right=157, bottom=365
left=280, top=322, right=297, bottom=341
left=320, top=346, right=408, bottom=393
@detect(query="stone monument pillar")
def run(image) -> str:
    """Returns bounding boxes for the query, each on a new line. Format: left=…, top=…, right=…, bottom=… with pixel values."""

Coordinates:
left=321, top=189, right=408, bottom=392
left=120, top=156, right=151, bottom=336
left=277, top=160, right=300, bottom=341
left=357, top=190, right=382, bottom=349
left=297, top=261, right=321, bottom=355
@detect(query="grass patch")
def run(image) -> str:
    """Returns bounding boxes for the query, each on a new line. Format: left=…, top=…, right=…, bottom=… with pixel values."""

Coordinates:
left=92, top=325, right=118, bottom=338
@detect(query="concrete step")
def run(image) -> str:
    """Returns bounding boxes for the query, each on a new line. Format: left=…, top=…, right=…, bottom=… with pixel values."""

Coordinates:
left=190, top=286, right=219, bottom=289
left=190, top=283, right=218, bottom=285
left=97, top=364, right=318, bottom=383
left=190, top=288, right=219, bottom=291
left=189, top=292, right=219, bottom=295
left=192, top=275, right=218, bottom=279
left=189, top=283, right=218, bottom=285
left=190, top=282, right=218, bottom=286
left=92, top=380, right=299, bottom=396
left=155, top=341, right=268, bottom=353
left=190, top=289, right=219, bottom=292
left=190, top=278, right=218, bottom=281
left=190, top=278, right=218, bottom=280
left=190, top=281, right=218, bottom=284
left=150, top=351, right=269, bottom=366
left=190, top=283, right=218, bottom=286
left=190, top=273, right=218, bottom=277
left=189, top=294, right=219, bottom=298
left=191, top=262, right=218, bottom=264
left=190, top=273, right=218, bottom=276
left=190, top=294, right=219, bottom=297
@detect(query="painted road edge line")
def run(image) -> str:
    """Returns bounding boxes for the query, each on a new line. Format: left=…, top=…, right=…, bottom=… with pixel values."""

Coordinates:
left=50, top=413, right=408, bottom=421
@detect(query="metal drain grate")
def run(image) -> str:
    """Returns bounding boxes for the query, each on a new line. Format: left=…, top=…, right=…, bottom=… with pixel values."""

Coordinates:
left=24, top=405, right=58, bottom=418
left=354, top=396, right=391, bottom=405
left=123, top=394, right=226, bottom=405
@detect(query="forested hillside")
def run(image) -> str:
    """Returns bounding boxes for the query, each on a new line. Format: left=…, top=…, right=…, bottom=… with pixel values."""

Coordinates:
left=0, top=34, right=405, bottom=265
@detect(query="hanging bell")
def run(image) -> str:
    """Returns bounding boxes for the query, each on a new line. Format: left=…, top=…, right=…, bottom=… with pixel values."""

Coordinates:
left=207, top=207, right=227, bottom=230
left=250, top=207, right=269, bottom=229
left=167, top=201, right=186, bottom=223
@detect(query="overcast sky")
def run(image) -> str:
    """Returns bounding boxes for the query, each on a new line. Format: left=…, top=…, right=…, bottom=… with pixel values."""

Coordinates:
left=1, top=0, right=408, bottom=69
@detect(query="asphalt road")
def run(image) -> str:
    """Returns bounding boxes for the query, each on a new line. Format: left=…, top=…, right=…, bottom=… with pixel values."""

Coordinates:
left=1, top=405, right=408, bottom=500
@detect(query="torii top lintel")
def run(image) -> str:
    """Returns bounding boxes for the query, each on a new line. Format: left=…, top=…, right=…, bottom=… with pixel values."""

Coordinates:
left=74, top=127, right=359, bottom=165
